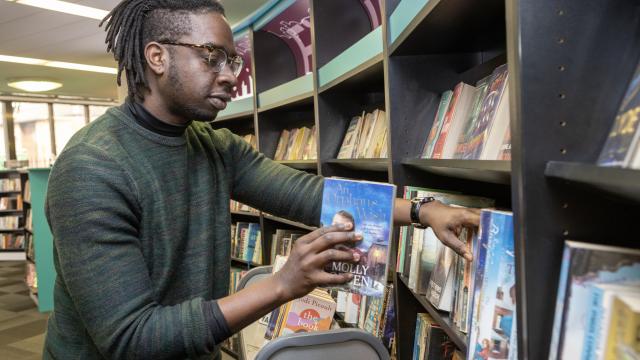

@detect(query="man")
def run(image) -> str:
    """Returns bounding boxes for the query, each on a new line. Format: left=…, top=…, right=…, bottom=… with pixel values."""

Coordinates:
left=43, top=1, right=480, bottom=359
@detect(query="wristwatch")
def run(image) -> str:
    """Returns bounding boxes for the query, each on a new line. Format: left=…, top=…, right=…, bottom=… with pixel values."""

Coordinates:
left=410, top=197, right=436, bottom=229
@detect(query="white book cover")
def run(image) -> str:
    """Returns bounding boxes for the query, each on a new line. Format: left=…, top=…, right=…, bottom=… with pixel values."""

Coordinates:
left=480, top=86, right=511, bottom=160
left=440, top=83, right=477, bottom=158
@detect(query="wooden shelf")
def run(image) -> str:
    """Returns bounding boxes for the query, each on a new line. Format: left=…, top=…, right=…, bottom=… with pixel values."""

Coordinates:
left=324, top=158, right=389, bottom=172
left=0, top=248, right=25, bottom=252
left=230, top=210, right=260, bottom=218
left=0, top=209, right=23, bottom=215
left=403, top=158, right=511, bottom=185
left=231, top=258, right=261, bottom=268
left=398, top=274, right=468, bottom=354
left=262, top=214, right=317, bottom=231
left=545, top=161, right=640, bottom=203
left=0, top=190, right=21, bottom=195
left=276, top=160, right=318, bottom=170
left=0, top=228, right=24, bottom=233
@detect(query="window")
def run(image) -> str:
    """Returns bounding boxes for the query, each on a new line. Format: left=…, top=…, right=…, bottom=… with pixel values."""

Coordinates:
left=53, top=104, right=86, bottom=154
left=0, top=103, right=6, bottom=168
left=12, top=102, right=52, bottom=167
left=89, top=105, right=110, bottom=121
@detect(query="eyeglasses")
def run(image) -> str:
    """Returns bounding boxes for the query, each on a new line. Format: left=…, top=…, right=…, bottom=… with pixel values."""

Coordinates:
left=158, top=41, right=244, bottom=77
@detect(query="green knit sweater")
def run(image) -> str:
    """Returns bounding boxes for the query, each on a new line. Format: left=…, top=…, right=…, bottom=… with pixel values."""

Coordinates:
left=43, top=105, right=323, bottom=359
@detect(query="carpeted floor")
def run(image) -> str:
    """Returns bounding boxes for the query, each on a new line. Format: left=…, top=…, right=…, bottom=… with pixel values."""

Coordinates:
left=0, top=261, right=48, bottom=359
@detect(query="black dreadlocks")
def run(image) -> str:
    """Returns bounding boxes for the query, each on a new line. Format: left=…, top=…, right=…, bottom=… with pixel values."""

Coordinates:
left=100, top=0, right=226, bottom=101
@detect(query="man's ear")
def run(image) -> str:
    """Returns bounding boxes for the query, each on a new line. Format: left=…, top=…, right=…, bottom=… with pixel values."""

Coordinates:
left=144, top=42, right=169, bottom=75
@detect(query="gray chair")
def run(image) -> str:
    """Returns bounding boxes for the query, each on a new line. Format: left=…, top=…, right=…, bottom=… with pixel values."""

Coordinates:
left=235, top=266, right=390, bottom=360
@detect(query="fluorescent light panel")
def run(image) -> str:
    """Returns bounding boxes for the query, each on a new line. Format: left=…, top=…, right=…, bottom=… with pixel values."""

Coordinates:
left=6, top=0, right=109, bottom=20
left=0, top=55, right=117, bottom=74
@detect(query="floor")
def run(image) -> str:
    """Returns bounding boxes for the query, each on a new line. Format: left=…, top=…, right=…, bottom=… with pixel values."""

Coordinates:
left=0, top=261, right=235, bottom=360
left=0, top=261, right=48, bottom=359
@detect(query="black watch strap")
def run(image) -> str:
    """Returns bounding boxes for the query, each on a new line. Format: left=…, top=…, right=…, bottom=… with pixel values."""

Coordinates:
left=410, top=197, right=436, bottom=229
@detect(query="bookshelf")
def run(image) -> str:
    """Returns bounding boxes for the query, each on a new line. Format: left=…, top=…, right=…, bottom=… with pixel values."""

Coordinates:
left=0, top=169, right=27, bottom=261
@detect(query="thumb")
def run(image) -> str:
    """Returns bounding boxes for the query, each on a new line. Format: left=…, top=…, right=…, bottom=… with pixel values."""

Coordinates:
left=437, top=228, right=473, bottom=261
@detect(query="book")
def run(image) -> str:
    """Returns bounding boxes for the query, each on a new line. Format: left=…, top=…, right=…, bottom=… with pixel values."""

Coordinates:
left=365, top=110, right=387, bottom=158
left=275, top=289, right=336, bottom=337
left=454, top=77, right=491, bottom=158
left=423, top=91, right=454, bottom=158
left=548, top=241, right=640, bottom=360
left=468, top=210, right=516, bottom=360
left=431, top=82, right=477, bottom=159
left=338, top=115, right=362, bottom=159
left=320, top=178, right=396, bottom=297
left=425, top=238, right=457, bottom=311
left=355, top=112, right=375, bottom=158
left=302, top=125, right=317, bottom=160
left=274, top=129, right=290, bottom=161
left=582, top=283, right=640, bottom=360
left=598, top=60, right=640, bottom=167
left=605, top=294, right=640, bottom=360
left=463, top=64, right=510, bottom=160
left=413, top=313, right=449, bottom=360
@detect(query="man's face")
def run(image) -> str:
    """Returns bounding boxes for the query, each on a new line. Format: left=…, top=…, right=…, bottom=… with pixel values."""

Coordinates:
left=159, top=12, right=237, bottom=122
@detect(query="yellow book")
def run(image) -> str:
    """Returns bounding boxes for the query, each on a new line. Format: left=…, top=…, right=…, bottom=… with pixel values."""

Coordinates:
left=606, top=294, right=640, bottom=360
left=274, top=130, right=290, bottom=160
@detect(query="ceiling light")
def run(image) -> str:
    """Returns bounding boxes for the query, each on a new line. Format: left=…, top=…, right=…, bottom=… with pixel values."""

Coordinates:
left=8, top=79, right=63, bottom=92
left=5, top=0, right=109, bottom=20
left=0, top=55, right=117, bottom=74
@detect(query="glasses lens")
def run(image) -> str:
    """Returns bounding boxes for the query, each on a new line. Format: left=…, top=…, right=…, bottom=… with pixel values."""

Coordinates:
left=231, top=57, right=244, bottom=77
left=207, top=48, right=227, bottom=72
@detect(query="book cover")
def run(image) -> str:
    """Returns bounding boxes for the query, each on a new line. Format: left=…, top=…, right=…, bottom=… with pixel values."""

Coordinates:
left=454, top=77, right=491, bottom=158
left=321, top=178, right=396, bottom=297
left=605, top=294, right=640, bottom=360
left=282, top=128, right=298, bottom=160
left=381, top=285, right=396, bottom=350
left=549, top=241, right=640, bottom=360
left=479, top=86, right=511, bottom=160
left=363, top=291, right=384, bottom=336
left=431, top=82, right=476, bottom=159
left=498, top=126, right=512, bottom=161
left=277, top=289, right=336, bottom=337
left=468, top=210, right=516, bottom=360
left=355, top=112, right=375, bottom=158
left=598, top=60, right=640, bottom=167
left=338, top=116, right=362, bottom=159
left=423, top=91, right=454, bottom=158
left=463, top=64, right=509, bottom=160
left=344, top=292, right=361, bottom=324
left=302, top=125, right=316, bottom=160
left=274, top=129, right=290, bottom=160
left=426, top=240, right=457, bottom=311
left=365, top=110, right=387, bottom=158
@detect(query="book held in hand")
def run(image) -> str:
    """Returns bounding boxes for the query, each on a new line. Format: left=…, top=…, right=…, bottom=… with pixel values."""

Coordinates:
left=320, top=177, right=396, bottom=298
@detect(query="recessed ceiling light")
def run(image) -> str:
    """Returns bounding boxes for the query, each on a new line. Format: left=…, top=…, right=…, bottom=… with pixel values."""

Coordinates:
left=5, top=0, right=109, bottom=20
left=0, top=55, right=117, bottom=74
left=8, top=79, right=63, bottom=92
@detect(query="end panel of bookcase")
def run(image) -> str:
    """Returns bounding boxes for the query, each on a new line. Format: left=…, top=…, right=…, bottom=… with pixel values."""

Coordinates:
left=28, top=168, right=54, bottom=313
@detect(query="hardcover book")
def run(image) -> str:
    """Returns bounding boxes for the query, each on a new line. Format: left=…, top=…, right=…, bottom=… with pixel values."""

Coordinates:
left=548, top=241, right=640, bottom=360
left=454, top=76, right=491, bottom=158
left=320, top=178, right=396, bottom=298
left=598, top=60, right=640, bottom=167
left=276, top=289, right=336, bottom=337
left=423, top=91, right=454, bottom=158
left=431, top=82, right=477, bottom=159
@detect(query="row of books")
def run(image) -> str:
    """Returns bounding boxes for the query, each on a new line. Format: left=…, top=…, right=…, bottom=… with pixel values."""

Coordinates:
left=274, top=125, right=317, bottom=161
left=422, top=64, right=510, bottom=160
left=229, top=267, right=247, bottom=295
left=25, top=261, right=37, bottom=294
left=412, top=312, right=454, bottom=360
left=337, top=109, right=388, bottom=159
left=598, top=60, right=640, bottom=169
left=0, top=196, right=22, bottom=211
left=23, top=180, right=30, bottom=202
left=231, top=222, right=263, bottom=265
left=269, top=228, right=306, bottom=263
left=0, top=215, right=20, bottom=230
left=230, top=200, right=259, bottom=214
left=0, top=233, right=24, bottom=249
left=0, top=178, right=21, bottom=192
left=549, top=241, right=640, bottom=360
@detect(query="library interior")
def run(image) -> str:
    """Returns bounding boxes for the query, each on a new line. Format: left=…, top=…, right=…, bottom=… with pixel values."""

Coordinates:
left=0, top=0, right=638, bottom=359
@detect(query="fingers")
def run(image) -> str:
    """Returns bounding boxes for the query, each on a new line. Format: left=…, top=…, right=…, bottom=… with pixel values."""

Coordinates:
left=308, top=230, right=362, bottom=253
left=438, top=229, right=473, bottom=261
left=298, top=223, right=352, bottom=245
left=315, top=271, right=353, bottom=286
left=317, top=248, right=358, bottom=264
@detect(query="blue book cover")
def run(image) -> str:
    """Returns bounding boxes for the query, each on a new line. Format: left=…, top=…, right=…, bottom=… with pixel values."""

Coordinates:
left=550, top=241, right=640, bottom=360
left=468, top=210, right=516, bottom=360
left=245, top=223, right=260, bottom=262
left=320, top=178, right=396, bottom=298
left=598, top=61, right=640, bottom=166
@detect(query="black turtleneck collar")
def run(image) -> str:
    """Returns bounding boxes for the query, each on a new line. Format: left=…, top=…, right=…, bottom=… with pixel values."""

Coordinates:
left=125, top=99, right=190, bottom=137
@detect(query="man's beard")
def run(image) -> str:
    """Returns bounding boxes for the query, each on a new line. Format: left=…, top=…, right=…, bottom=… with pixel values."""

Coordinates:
left=165, top=64, right=218, bottom=122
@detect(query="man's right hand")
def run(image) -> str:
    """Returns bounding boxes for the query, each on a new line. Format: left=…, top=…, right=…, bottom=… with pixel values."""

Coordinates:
left=272, top=223, right=362, bottom=301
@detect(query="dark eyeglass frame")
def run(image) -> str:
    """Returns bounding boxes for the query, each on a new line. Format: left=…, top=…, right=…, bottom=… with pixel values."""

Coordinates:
left=158, top=41, right=243, bottom=77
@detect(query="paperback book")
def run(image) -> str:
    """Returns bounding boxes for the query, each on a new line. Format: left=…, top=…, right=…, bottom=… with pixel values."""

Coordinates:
left=320, top=178, right=396, bottom=298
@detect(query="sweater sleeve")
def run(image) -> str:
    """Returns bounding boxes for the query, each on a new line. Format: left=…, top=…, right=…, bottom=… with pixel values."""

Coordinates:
left=46, top=143, right=224, bottom=359
left=223, top=129, right=324, bottom=226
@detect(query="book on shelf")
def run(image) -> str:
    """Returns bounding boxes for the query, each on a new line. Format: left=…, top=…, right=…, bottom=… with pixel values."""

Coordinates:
left=242, top=133, right=257, bottom=150
left=229, top=267, right=247, bottom=294
left=337, top=109, right=388, bottom=159
left=412, top=312, right=451, bottom=360
left=597, top=60, right=640, bottom=168
left=605, top=294, right=640, bottom=360
left=549, top=241, right=640, bottom=360
left=274, top=125, right=318, bottom=161
left=320, top=177, right=396, bottom=298
left=467, top=210, right=517, bottom=360
left=431, top=82, right=477, bottom=159
left=422, top=90, right=454, bottom=158
left=453, top=76, right=491, bottom=158
left=270, top=228, right=307, bottom=263
left=230, top=199, right=259, bottom=214
left=0, top=178, right=21, bottom=192
left=230, top=222, right=262, bottom=264
left=462, top=64, right=510, bottom=160
left=0, top=233, right=24, bottom=250
left=23, top=180, right=31, bottom=202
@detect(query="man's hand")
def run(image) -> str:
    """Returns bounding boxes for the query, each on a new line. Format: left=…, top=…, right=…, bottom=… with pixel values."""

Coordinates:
left=272, top=223, right=362, bottom=301
left=420, top=201, right=481, bottom=261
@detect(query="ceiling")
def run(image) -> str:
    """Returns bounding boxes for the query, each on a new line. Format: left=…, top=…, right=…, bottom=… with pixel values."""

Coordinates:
left=0, top=0, right=269, bottom=100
